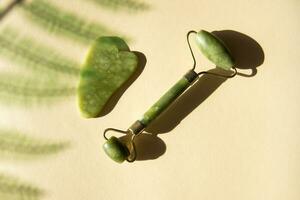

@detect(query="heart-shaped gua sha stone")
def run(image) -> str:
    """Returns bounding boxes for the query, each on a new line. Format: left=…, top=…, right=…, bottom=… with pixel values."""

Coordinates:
left=195, top=30, right=235, bottom=70
left=78, top=37, right=138, bottom=118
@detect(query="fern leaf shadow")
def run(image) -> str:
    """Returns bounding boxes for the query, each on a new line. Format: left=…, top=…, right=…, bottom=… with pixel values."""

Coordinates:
left=87, top=0, right=151, bottom=12
left=0, top=173, right=44, bottom=199
left=0, top=83, right=76, bottom=107
left=0, top=27, right=80, bottom=77
left=99, top=51, right=146, bottom=116
left=21, top=0, right=126, bottom=44
left=0, top=129, right=70, bottom=161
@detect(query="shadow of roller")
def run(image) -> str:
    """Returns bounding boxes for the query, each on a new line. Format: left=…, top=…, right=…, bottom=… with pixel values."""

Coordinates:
left=212, top=30, right=265, bottom=77
left=119, top=133, right=166, bottom=161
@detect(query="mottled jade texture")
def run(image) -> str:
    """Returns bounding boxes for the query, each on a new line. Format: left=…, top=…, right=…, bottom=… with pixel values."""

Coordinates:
left=77, top=37, right=138, bottom=118
left=103, top=136, right=129, bottom=163
left=140, top=77, right=191, bottom=126
left=195, top=30, right=234, bottom=70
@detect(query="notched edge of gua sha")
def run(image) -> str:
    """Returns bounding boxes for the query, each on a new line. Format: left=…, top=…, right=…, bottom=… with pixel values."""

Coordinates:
left=77, top=36, right=138, bottom=118
left=195, top=30, right=235, bottom=70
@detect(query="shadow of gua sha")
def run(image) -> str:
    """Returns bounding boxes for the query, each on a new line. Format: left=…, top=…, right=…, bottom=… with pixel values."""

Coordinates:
left=145, top=30, right=264, bottom=134
left=99, top=51, right=146, bottom=116
left=212, top=30, right=265, bottom=77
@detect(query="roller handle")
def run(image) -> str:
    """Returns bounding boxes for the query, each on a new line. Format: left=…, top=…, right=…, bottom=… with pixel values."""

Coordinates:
left=128, top=70, right=198, bottom=135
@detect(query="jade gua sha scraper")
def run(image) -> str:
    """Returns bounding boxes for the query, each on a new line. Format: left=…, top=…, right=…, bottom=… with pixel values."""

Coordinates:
left=77, top=30, right=237, bottom=163
left=78, top=37, right=138, bottom=118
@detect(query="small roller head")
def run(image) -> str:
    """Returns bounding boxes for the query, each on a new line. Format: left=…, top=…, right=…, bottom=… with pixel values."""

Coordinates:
left=103, top=136, right=130, bottom=163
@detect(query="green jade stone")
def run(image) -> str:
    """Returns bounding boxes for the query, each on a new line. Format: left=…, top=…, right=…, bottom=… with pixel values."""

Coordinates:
left=78, top=37, right=138, bottom=118
left=195, top=30, right=235, bottom=70
left=140, top=76, right=191, bottom=126
left=103, top=136, right=130, bottom=163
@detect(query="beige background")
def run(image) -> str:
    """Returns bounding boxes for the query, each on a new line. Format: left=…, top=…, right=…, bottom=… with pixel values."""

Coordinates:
left=0, top=0, right=299, bottom=199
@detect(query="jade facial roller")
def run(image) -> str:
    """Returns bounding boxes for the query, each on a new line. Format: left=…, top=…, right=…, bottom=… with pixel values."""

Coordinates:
left=103, top=30, right=237, bottom=163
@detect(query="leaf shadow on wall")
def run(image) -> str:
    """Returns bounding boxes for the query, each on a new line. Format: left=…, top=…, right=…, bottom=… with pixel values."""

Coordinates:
left=134, top=30, right=265, bottom=161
